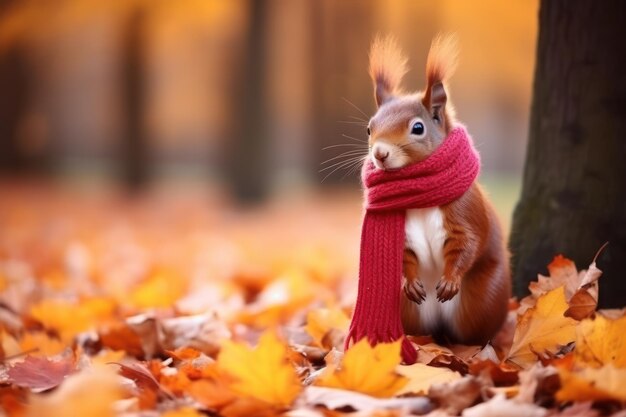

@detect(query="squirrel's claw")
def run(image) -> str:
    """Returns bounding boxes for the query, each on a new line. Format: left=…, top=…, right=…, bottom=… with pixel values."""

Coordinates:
left=436, top=277, right=460, bottom=302
left=404, top=277, right=426, bottom=304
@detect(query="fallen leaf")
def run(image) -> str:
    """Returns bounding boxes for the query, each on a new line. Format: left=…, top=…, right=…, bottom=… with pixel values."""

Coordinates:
left=461, top=393, right=547, bottom=417
left=515, top=363, right=559, bottom=404
left=99, top=322, right=145, bottom=358
left=26, top=364, right=123, bottom=417
left=29, top=297, right=115, bottom=341
left=112, top=361, right=174, bottom=399
left=217, top=331, right=302, bottom=408
left=556, top=364, right=626, bottom=402
left=303, top=386, right=432, bottom=414
left=506, top=287, right=577, bottom=368
left=529, top=256, right=579, bottom=300
left=564, top=287, right=597, bottom=320
left=305, top=307, right=350, bottom=348
left=161, top=408, right=205, bottom=417
left=159, top=312, right=231, bottom=355
left=395, top=363, right=461, bottom=395
left=428, top=376, right=482, bottom=415
left=467, top=359, right=519, bottom=386
left=574, top=313, right=626, bottom=368
left=129, top=269, right=186, bottom=309
left=188, top=377, right=236, bottom=409
left=550, top=401, right=599, bottom=417
left=7, top=355, right=75, bottom=391
left=17, top=331, right=66, bottom=358
left=315, top=339, right=407, bottom=398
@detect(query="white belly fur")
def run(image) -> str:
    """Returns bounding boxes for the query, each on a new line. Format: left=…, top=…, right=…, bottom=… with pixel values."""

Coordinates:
left=404, top=208, right=461, bottom=336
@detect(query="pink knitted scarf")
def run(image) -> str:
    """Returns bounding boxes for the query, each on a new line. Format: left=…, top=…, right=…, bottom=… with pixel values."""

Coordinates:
left=344, top=125, right=480, bottom=364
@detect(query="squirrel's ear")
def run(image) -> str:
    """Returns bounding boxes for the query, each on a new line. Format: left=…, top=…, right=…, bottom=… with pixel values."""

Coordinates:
left=369, top=35, right=407, bottom=107
left=422, top=34, right=458, bottom=124
left=424, top=82, right=447, bottom=123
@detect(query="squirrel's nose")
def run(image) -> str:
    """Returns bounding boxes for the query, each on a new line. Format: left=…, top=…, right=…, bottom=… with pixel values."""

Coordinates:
left=374, top=148, right=389, bottom=162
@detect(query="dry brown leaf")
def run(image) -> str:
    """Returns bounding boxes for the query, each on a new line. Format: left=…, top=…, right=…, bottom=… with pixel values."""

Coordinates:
left=515, top=364, right=559, bottom=404
left=303, top=386, right=432, bottom=414
left=530, top=256, right=579, bottom=300
left=428, top=376, right=482, bottom=415
left=112, top=361, right=174, bottom=400
left=564, top=287, right=597, bottom=320
left=7, top=355, right=75, bottom=392
left=461, top=393, right=547, bottom=417
left=506, top=286, right=577, bottom=368
left=467, top=359, right=519, bottom=386
left=159, top=312, right=231, bottom=355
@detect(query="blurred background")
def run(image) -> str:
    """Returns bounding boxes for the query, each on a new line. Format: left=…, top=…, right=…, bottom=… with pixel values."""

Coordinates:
left=0, top=0, right=539, bottom=321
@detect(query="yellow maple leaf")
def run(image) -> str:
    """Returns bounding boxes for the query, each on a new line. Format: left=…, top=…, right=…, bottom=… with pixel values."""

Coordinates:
left=217, top=331, right=302, bottom=408
left=129, top=270, right=186, bottom=309
left=305, top=307, right=350, bottom=348
left=556, top=364, right=626, bottom=402
left=506, top=286, right=577, bottom=368
left=395, top=363, right=462, bottom=395
left=315, top=339, right=408, bottom=398
left=575, top=313, right=626, bottom=368
left=30, top=297, right=116, bottom=341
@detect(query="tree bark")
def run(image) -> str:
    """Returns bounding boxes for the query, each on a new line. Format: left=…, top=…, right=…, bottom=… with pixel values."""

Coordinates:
left=121, top=7, right=149, bottom=191
left=510, top=0, right=626, bottom=307
left=225, top=0, right=270, bottom=204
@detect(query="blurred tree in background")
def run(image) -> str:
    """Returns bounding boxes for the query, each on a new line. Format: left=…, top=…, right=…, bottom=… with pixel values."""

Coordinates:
left=0, top=0, right=537, bottom=203
left=510, top=0, right=626, bottom=307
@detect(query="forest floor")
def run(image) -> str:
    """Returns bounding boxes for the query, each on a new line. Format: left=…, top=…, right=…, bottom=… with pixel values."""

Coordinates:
left=0, top=181, right=624, bottom=417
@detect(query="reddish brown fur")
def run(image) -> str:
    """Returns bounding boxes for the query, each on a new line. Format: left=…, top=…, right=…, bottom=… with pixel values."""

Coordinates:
left=401, top=185, right=511, bottom=344
left=367, top=34, right=510, bottom=345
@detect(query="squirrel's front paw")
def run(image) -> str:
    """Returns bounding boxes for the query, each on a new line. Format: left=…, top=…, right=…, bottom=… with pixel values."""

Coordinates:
left=436, top=276, right=460, bottom=302
left=403, top=276, right=426, bottom=304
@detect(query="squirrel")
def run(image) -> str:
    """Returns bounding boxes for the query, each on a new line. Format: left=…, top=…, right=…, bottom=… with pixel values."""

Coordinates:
left=365, top=35, right=511, bottom=345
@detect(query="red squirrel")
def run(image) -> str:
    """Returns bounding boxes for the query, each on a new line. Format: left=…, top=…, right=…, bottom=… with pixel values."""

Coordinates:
left=366, top=35, right=510, bottom=345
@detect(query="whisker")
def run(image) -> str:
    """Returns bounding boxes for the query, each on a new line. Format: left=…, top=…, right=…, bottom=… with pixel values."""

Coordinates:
left=342, top=97, right=369, bottom=119
left=341, top=134, right=368, bottom=143
left=348, top=115, right=368, bottom=122
left=320, top=151, right=367, bottom=168
left=337, top=120, right=368, bottom=126
left=322, top=143, right=368, bottom=150
left=319, top=155, right=365, bottom=172
left=341, top=156, right=367, bottom=180
left=321, top=159, right=361, bottom=183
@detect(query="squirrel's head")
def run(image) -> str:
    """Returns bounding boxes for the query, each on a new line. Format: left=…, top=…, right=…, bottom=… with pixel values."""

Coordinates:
left=367, top=35, right=458, bottom=170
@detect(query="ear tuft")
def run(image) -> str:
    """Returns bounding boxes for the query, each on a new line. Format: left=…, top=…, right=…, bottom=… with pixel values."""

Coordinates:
left=425, top=33, right=459, bottom=89
left=369, top=35, right=408, bottom=107
left=423, top=33, right=459, bottom=126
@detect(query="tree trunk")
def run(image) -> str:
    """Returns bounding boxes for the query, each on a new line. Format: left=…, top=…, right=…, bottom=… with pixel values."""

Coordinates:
left=510, top=0, right=626, bottom=307
left=225, top=0, right=270, bottom=204
left=121, top=7, right=148, bottom=191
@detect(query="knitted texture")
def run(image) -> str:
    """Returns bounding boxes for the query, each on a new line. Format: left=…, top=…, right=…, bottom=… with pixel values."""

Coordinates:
left=345, top=125, right=480, bottom=364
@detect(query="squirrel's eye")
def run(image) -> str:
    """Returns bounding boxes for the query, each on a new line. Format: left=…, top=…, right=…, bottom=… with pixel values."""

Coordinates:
left=411, top=121, right=425, bottom=136
left=367, top=127, right=371, bottom=136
